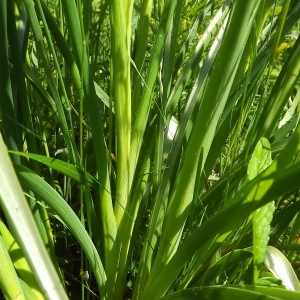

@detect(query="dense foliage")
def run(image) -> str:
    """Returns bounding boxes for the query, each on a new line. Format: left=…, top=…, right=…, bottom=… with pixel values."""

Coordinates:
left=0, top=0, right=300, bottom=299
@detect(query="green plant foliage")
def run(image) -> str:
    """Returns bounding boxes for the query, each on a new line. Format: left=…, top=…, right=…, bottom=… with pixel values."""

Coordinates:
left=249, top=138, right=274, bottom=283
left=160, top=286, right=300, bottom=300
left=0, top=0, right=300, bottom=299
left=264, top=246, right=300, bottom=291
left=0, top=236, right=25, bottom=300
left=0, top=219, right=44, bottom=300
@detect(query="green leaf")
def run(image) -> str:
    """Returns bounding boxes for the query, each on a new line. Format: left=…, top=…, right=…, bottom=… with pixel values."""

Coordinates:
left=264, top=246, right=300, bottom=291
left=240, top=285, right=300, bottom=299
left=248, top=138, right=273, bottom=181
left=13, top=163, right=107, bottom=297
left=161, top=285, right=300, bottom=300
left=194, top=249, right=253, bottom=286
left=248, top=138, right=275, bottom=283
left=257, top=277, right=283, bottom=287
left=9, top=151, right=99, bottom=189
left=0, top=134, right=68, bottom=300
left=0, top=236, right=25, bottom=300
left=160, top=286, right=283, bottom=300
left=0, top=220, right=44, bottom=300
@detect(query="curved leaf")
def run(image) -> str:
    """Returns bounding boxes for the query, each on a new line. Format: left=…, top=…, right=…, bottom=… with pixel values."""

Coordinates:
left=13, top=163, right=107, bottom=298
left=9, top=151, right=99, bottom=189
left=0, top=219, right=44, bottom=300
left=0, top=236, right=25, bottom=300
left=0, top=134, right=68, bottom=300
left=264, top=246, right=300, bottom=291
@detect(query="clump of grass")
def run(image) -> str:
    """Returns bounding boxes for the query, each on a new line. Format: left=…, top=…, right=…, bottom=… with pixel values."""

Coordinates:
left=0, top=0, right=300, bottom=299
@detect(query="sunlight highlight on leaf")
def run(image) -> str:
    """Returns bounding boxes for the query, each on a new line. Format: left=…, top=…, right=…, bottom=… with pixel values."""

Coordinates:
left=264, top=246, right=300, bottom=291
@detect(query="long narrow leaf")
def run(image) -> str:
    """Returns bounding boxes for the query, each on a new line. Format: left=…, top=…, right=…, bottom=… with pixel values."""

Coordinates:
left=13, top=163, right=107, bottom=298
left=0, top=134, right=68, bottom=300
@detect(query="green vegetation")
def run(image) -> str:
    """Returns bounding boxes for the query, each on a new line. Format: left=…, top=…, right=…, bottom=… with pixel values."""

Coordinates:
left=0, top=0, right=300, bottom=299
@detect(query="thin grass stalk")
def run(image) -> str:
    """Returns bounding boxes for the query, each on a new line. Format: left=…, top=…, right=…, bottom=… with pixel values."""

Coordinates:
left=4, top=0, right=60, bottom=272
left=40, top=1, right=82, bottom=94
left=31, top=0, right=84, bottom=266
left=61, top=2, right=117, bottom=297
left=7, top=1, right=39, bottom=172
left=23, top=0, right=77, bottom=165
left=15, top=2, right=29, bottom=58
left=165, top=0, right=231, bottom=117
left=91, top=0, right=109, bottom=71
left=129, top=0, right=178, bottom=189
left=162, top=0, right=183, bottom=102
left=270, top=0, right=291, bottom=68
left=251, top=34, right=300, bottom=151
left=148, top=12, right=181, bottom=285
left=170, top=1, right=204, bottom=83
left=0, top=0, right=22, bottom=163
left=76, top=0, right=90, bottom=297
left=35, top=0, right=79, bottom=165
left=153, top=1, right=182, bottom=198
left=128, top=7, right=181, bottom=289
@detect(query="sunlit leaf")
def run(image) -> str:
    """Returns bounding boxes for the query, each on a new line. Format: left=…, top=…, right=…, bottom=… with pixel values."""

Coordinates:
left=264, top=246, right=300, bottom=291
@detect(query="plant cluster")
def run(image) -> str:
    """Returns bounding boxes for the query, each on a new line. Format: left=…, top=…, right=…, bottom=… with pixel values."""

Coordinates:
left=0, top=0, right=300, bottom=299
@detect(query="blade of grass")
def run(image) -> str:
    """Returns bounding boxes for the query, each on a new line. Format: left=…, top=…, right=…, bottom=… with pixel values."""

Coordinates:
left=130, top=0, right=178, bottom=188
left=23, top=0, right=78, bottom=165
left=9, top=151, right=99, bottom=189
left=0, top=134, right=68, bottom=300
left=0, top=0, right=22, bottom=163
left=248, top=28, right=300, bottom=155
left=13, top=162, right=108, bottom=298
left=0, top=235, right=26, bottom=300
left=61, top=1, right=117, bottom=296
left=264, top=246, right=300, bottom=291
left=8, top=2, right=59, bottom=270
left=160, top=285, right=300, bottom=300
left=0, top=219, right=44, bottom=300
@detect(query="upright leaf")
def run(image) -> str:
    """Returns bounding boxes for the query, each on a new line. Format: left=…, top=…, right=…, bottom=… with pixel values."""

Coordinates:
left=248, top=138, right=274, bottom=283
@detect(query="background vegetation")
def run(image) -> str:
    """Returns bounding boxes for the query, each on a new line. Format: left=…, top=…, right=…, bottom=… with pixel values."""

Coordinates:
left=0, top=0, right=300, bottom=299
